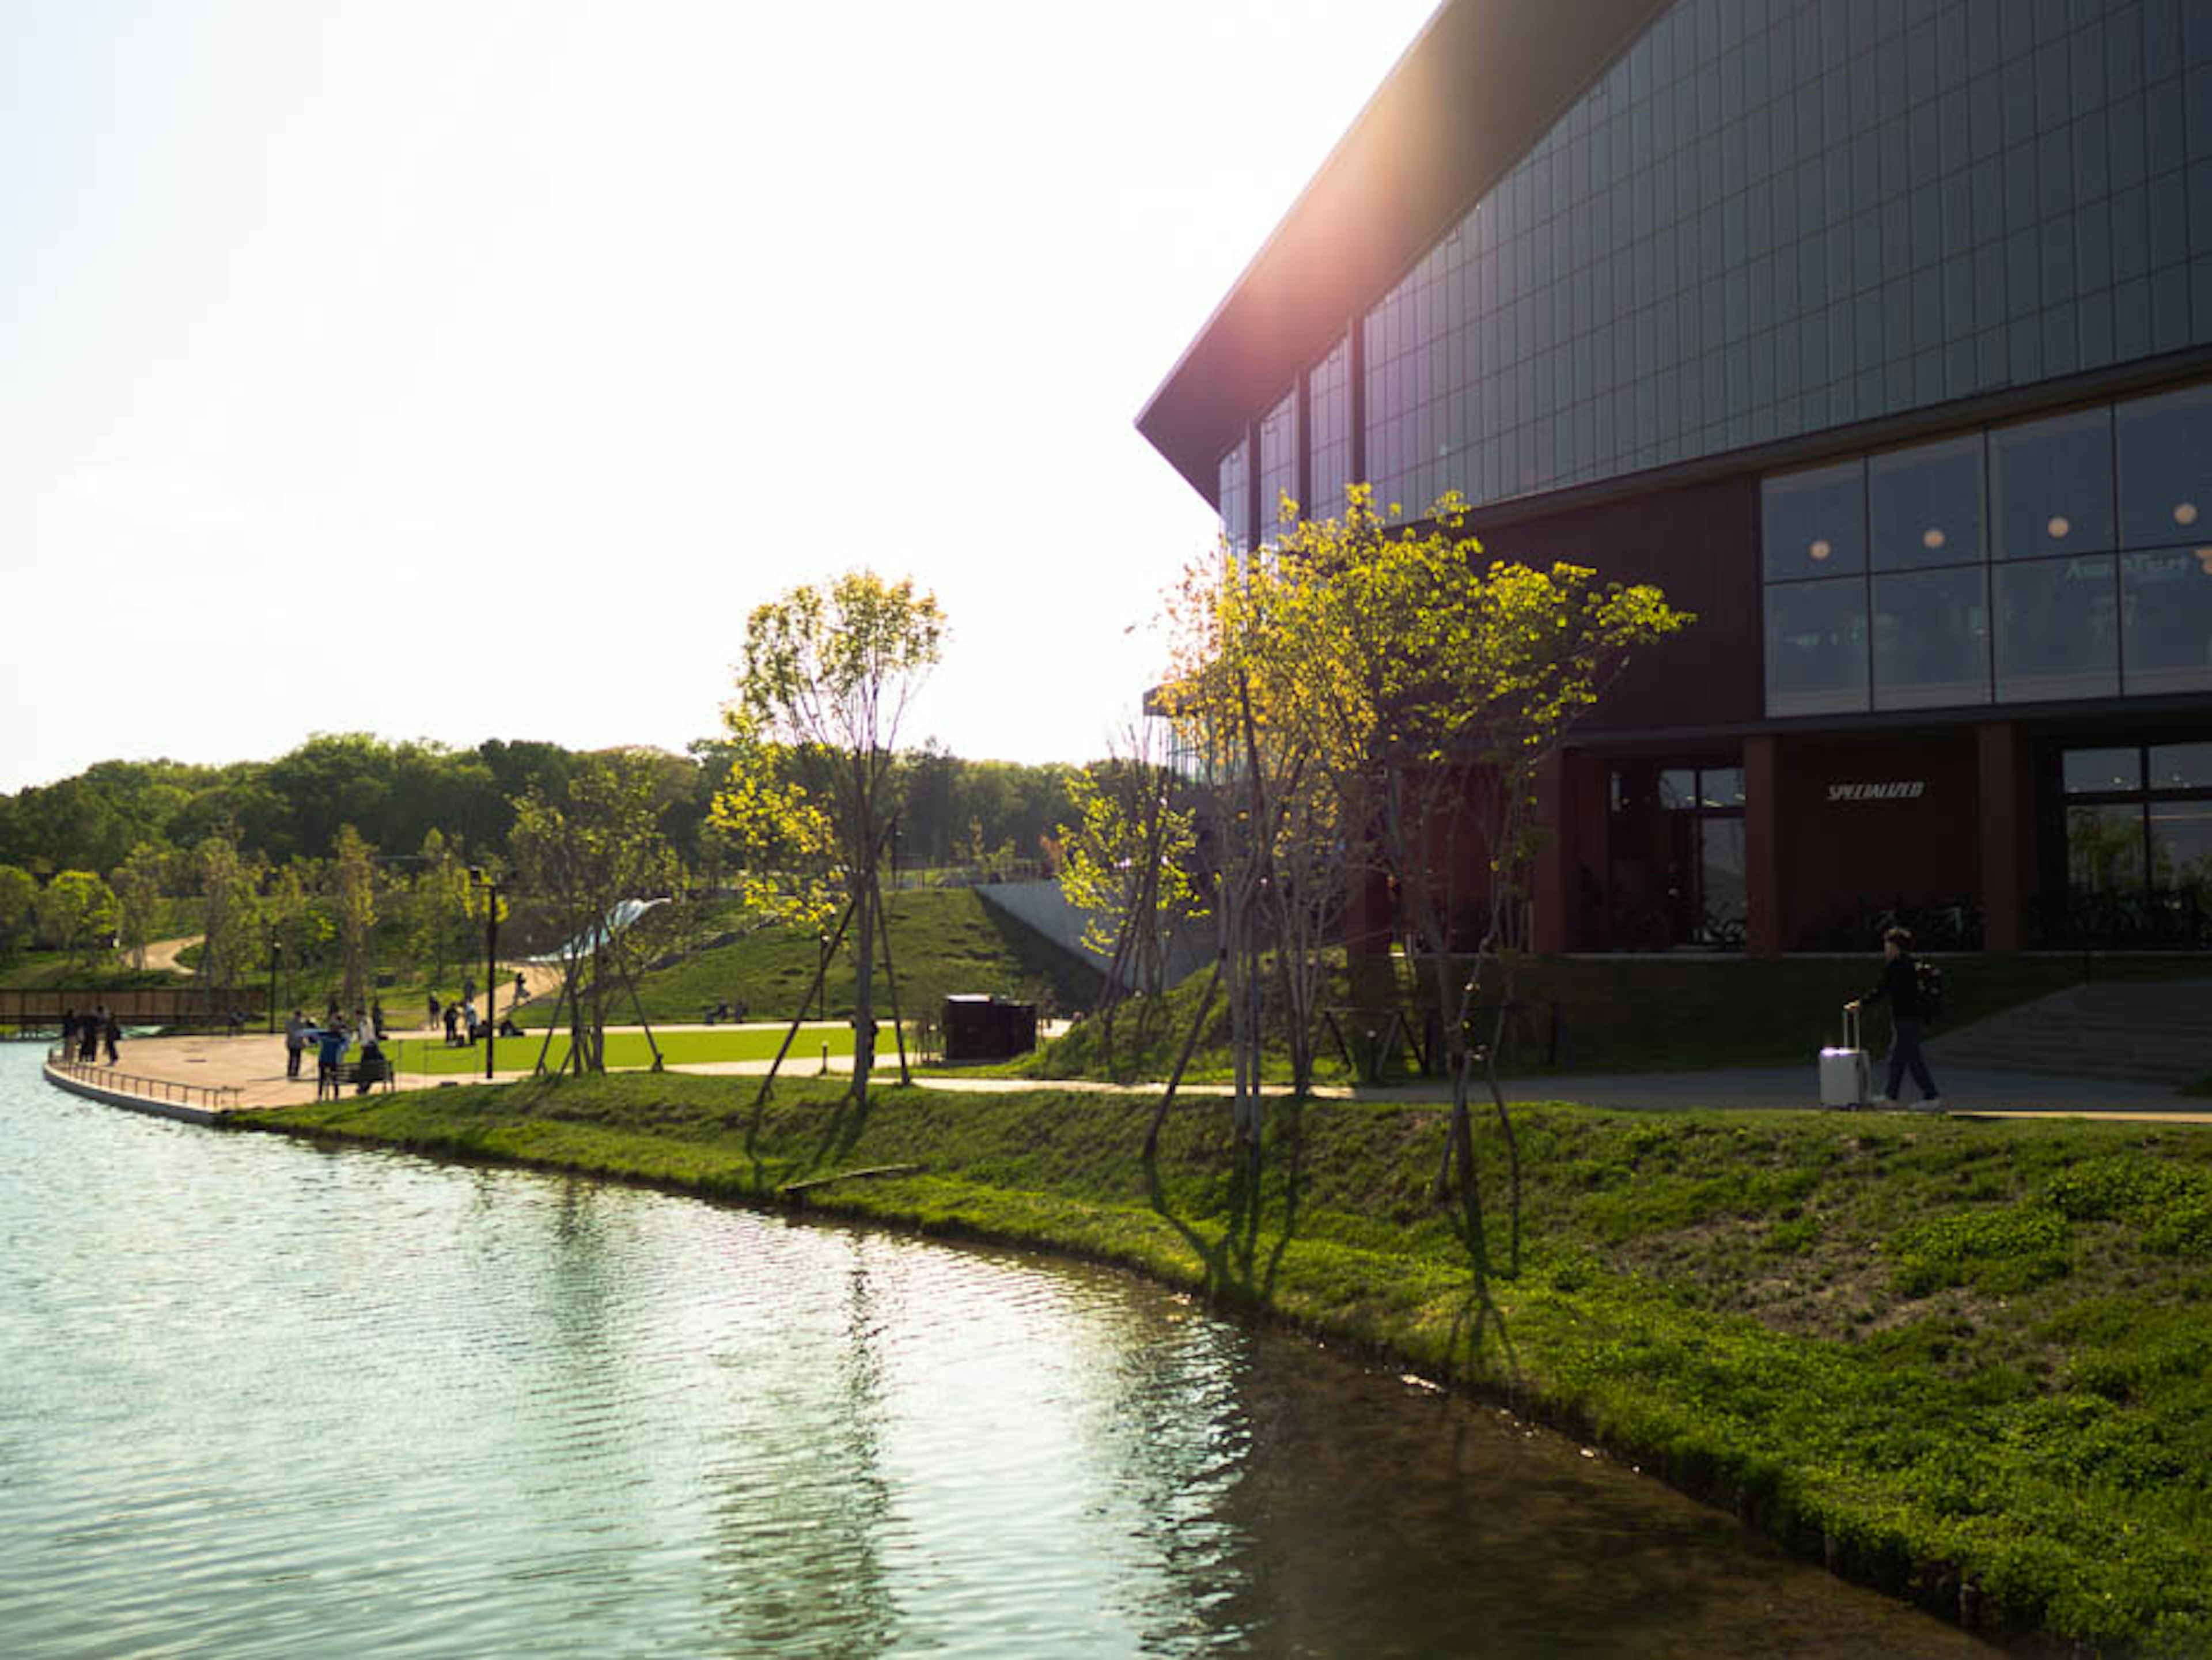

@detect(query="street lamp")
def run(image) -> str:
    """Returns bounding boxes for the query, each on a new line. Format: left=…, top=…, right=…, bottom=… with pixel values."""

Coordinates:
left=267, top=933, right=282, bottom=1034
left=469, top=868, right=506, bottom=1082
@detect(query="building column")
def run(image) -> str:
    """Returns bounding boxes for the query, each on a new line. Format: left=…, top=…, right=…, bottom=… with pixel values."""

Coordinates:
left=1977, top=721, right=2028, bottom=951
left=1743, top=735, right=1783, bottom=956
left=1532, top=754, right=1569, bottom=953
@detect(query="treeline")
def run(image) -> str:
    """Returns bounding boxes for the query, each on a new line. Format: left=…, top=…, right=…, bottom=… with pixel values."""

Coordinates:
left=0, top=733, right=1078, bottom=880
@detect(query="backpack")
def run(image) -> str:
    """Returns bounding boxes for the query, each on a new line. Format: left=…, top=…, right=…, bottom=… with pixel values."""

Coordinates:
left=1912, top=957, right=1945, bottom=1023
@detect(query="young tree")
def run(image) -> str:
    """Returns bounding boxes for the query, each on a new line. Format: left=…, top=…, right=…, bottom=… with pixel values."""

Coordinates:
left=0, top=863, right=38, bottom=963
left=109, top=843, right=170, bottom=971
left=196, top=834, right=260, bottom=996
left=714, top=570, right=945, bottom=1106
left=332, top=825, right=378, bottom=1012
left=408, top=828, right=472, bottom=995
left=36, top=870, right=118, bottom=966
left=1261, top=487, right=1691, bottom=1265
left=510, top=750, right=681, bottom=1073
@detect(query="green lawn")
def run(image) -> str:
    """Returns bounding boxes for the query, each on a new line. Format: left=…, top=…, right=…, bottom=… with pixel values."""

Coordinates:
left=249, top=1076, right=2212, bottom=1653
left=515, top=886, right=1102, bottom=1028
left=378, top=1023, right=870, bottom=1077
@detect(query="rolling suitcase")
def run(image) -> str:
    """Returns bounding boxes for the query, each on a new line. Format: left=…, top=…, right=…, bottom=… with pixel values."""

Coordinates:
left=1818, top=1006, right=1870, bottom=1109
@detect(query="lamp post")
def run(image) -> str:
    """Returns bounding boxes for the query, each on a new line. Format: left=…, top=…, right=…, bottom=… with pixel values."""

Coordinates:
left=470, top=868, right=506, bottom=1082
left=267, top=935, right=282, bottom=1034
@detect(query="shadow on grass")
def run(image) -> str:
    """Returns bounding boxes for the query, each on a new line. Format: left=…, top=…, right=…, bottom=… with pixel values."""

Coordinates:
left=1140, top=1098, right=1306, bottom=1308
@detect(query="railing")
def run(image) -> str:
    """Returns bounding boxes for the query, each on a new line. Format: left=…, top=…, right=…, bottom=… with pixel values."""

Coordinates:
left=44, top=1049, right=244, bottom=1115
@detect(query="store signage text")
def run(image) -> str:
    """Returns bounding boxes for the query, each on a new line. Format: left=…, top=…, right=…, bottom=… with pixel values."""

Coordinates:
left=1827, top=781, right=1926, bottom=802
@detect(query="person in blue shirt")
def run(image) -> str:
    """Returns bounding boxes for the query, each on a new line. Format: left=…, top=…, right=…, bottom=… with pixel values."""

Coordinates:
left=315, top=1023, right=350, bottom=1101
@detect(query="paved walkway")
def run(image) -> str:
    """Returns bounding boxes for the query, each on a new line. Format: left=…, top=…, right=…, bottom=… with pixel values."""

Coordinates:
left=35, top=1029, right=2212, bottom=1124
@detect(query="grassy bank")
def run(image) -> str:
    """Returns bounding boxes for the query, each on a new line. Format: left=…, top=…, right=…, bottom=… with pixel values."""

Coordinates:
left=247, top=1076, right=2212, bottom=1653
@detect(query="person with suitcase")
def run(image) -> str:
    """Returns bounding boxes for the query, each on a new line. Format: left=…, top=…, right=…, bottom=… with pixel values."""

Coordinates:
left=1847, top=926, right=1942, bottom=1110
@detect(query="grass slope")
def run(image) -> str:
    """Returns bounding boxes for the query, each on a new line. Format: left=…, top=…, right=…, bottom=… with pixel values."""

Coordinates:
left=249, top=1076, right=2212, bottom=1652
left=520, top=887, right=1102, bottom=1028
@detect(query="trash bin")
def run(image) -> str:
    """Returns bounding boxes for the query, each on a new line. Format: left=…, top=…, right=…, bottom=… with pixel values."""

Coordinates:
left=941, top=995, right=1040, bottom=1061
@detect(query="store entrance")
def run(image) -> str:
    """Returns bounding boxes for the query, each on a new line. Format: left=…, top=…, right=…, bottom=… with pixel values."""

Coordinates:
left=1607, top=762, right=1746, bottom=950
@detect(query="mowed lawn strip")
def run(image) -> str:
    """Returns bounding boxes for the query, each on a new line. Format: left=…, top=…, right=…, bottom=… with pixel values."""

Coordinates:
left=247, top=1076, right=2212, bottom=1653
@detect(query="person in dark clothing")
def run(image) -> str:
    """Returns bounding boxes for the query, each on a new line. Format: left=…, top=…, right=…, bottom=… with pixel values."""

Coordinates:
left=443, top=1003, right=461, bottom=1046
left=102, top=1010, right=120, bottom=1064
left=59, top=1009, right=76, bottom=1056
left=1847, top=926, right=1942, bottom=1110
left=78, top=1008, right=101, bottom=1063
left=315, top=1024, right=349, bottom=1102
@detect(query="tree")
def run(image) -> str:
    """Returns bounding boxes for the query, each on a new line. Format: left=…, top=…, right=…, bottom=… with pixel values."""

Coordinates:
left=408, top=829, right=473, bottom=995
left=715, top=570, right=945, bottom=1105
left=0, top=863, right=36, bottom=963
left=1055, top=736, right=1203, bottom=1080
left=109, top=842, right=171, bottom=970
left=37, top=870, right=118, bottom=966
left=332, top=825, right=378, bottom=1012
left=510, top=751, right=681, bottom=1073
left=196, top=834, right=260, bottom=995
left=1256, top=487, right=1691, bottom=1266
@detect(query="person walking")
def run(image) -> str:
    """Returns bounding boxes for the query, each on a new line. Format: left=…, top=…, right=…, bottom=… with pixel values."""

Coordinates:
left=78, top=1008, right=101, bottom=1063
left=443, top=1001, right=461, bottom=1046
left=285, top=1009, right=307, bottom=1079
left=1847, top=926, right=1942, bottom=1110
left=315, top=1022, right=349, bottom=1102
left=102, top=1009, right=120, bottom=1064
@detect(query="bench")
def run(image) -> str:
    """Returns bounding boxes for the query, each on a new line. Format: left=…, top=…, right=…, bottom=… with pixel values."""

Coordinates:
left=318, top=1054, right=395, bottom=1097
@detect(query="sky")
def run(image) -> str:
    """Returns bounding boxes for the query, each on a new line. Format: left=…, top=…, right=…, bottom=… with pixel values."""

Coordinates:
left=0, top=0, right=1441, bottom=793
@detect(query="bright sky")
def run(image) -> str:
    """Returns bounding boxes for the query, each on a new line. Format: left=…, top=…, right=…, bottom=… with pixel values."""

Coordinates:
left=0, top=0, right=1439, bottom=793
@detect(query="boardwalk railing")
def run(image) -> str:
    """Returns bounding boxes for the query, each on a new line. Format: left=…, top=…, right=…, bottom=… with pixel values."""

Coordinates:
left=45, top=1049, right=243, bottom=1115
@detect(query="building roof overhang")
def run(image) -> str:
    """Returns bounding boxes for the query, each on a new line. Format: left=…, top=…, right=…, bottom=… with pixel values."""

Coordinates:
left=1135, top=0, right=1672, bottom=504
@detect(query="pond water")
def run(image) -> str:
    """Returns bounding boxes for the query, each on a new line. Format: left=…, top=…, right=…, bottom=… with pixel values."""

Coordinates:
left=0, top=1048, right=1989, bottom=1655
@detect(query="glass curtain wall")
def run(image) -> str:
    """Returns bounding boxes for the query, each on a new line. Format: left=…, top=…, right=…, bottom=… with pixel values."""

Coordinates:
left=2056, top=742, right=2212, bottom=946
left=1763, top=381, right=2212, bottom=715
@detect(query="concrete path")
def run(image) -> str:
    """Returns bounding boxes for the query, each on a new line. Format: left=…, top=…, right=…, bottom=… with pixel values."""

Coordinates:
left=35, top=1030, right=2212, bottom=1125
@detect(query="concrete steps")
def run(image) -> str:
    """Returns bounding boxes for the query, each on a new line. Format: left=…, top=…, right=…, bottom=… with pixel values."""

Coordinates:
left=1927, top=979, right=2212, bottom=1085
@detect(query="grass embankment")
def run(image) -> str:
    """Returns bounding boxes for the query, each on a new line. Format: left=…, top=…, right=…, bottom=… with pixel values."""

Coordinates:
left=1016, top=951, right=2212, bottom=1083
left=251, top=1075, right=2212, bottom=1652
left=514, top=887, right=1101, bottom=1028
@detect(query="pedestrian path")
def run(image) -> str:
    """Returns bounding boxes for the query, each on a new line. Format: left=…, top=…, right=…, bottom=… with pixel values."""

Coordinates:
left=36, top=1030, right=2212, bottom=1125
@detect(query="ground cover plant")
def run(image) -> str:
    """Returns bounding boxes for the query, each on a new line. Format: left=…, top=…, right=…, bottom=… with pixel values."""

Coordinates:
left=248, top=1077, right=2212, bottom=1652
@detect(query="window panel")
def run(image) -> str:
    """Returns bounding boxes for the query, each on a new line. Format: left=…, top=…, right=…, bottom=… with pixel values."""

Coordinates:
left=1990, top=406, right=2116, bottom=558
left=1764, top=576, right=1870, bottom=714
left=2152, top=744, right=2212, bottom=789
left=1873, top=566, right=1992, bottom=708
left=1763, top=459, right=1867, bottom=579
left=1868, top=432, right=1986, bottom=569
left=1993, top=553, right=2120, bottom=700
left=2064, top=747, right=2143, bottom=794
left=2150, top=801, right=2212, bottom=889
left=2067, top=803, right=2145, bottom=891
left=2116, top=381, right=2212, bottom=548
left=2120, top=547, right=2212, bottom=693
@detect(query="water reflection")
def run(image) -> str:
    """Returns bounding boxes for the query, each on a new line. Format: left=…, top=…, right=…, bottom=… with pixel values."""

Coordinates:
left=0, top=1052, right=1988, bottom=1655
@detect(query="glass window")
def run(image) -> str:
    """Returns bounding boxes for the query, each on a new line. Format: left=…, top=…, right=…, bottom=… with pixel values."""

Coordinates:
left=1762, top=459, right=1866, bottom=580
left=2120, top=549, right=2212, bottom=695
left=1872, top=566, right=1991, bottom=708
left=1699, top=767, right=1746, bottom=808
left=2116, top=382, right=2212, bottom=549
left=1990, top=406, right=2115, bottom=559
left=1869, top=433, right=1985, bottom=569
left=2067, top=803, right=2145, bottom=891
left=1217, top=438, right=1250, bottom=555
left=2150, top=744, right=2212, bottom=789
left=1658, top=768, right=1698, bottom=810
left=1993, top=554, right=2120, bottom=701
left=2150, top=802, right=2212, bottom=889
left=2065, top=747, right=2143, bottom=794
left=1764, top=576, right=1870, bottom=715
left=1257, top=388, right=1298, bottom=543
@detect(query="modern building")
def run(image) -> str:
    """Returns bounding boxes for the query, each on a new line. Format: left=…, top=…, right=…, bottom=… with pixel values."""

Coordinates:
left=1138, top=0, right=2212, bottom=956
